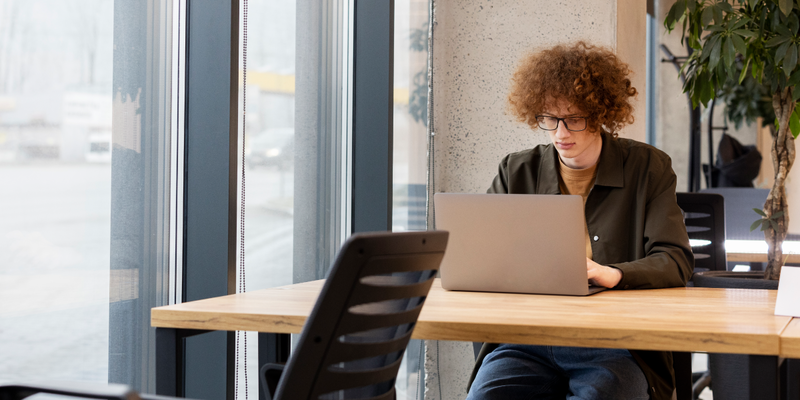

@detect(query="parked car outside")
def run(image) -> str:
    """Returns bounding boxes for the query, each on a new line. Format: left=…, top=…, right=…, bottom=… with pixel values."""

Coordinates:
left=246, top=128, right=294, bottom=170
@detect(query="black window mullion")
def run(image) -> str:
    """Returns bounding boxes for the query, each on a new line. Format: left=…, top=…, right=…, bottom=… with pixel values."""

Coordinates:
left=181, top=0, right=239, bottom=399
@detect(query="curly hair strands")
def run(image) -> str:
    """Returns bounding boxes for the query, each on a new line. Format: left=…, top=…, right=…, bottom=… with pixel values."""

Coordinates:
left=508, top=41, right=638, bottom=137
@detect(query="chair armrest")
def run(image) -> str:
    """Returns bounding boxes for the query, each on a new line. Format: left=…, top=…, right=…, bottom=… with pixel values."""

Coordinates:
left=260, top=363, right=286, bottom=400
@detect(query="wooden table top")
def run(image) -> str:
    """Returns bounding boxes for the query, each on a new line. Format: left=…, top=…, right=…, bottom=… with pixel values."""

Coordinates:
left=726, top=252, right=800, bottom=264
left=151, top=279, right=792, bottom=356
left=782, top=319, right=800, bottom=358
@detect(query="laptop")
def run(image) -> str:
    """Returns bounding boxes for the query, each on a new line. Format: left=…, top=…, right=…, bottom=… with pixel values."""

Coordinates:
left=433, top=193, right=606, bottom=296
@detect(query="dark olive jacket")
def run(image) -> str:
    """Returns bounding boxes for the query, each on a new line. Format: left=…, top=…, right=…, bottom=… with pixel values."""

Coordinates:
left=469, top=134, right=695, bottom=400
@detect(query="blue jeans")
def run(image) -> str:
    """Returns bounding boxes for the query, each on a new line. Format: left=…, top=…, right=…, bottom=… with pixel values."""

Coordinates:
left=467, top=344, right=649, bottom=400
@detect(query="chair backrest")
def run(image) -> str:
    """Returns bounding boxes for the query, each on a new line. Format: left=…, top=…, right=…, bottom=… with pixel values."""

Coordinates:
left=700, top=188, right=770, bottom=240
left=274, top=231, right=448, bottom=400
left=677, top=192, right=726, bottom=272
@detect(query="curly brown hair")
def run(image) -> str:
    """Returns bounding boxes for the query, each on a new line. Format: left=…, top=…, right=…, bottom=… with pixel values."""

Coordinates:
left=508, top=41, right=637, bottom=137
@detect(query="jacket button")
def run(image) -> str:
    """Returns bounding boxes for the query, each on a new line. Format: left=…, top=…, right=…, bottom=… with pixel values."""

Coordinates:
left=593, top=235, right=599, bottom=242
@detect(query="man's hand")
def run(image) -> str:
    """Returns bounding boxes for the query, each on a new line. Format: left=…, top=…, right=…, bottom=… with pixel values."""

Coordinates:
left=587, top=258, right=622, bottom=288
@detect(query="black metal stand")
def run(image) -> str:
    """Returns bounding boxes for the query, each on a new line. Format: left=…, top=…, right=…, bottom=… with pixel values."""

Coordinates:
left=661, top=44, right=702, bottom=192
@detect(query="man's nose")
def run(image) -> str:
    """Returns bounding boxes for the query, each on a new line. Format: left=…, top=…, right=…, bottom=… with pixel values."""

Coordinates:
left=555, top=122, right=571, bottom=138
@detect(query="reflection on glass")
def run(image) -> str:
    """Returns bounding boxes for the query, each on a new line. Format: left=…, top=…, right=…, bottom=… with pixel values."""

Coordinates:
left=0, top=0, right=114, bottom=384
left=393, top=0, right=430, bottom=398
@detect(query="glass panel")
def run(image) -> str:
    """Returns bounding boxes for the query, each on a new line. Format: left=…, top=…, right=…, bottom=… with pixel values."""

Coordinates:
left=393, top=0, right=429, bottom=234
left=0, top=0, right=115, bottom=384
left=0, top=0, right=174, bottom=393
left=240, top=0, right=296, bottom=293
left=393, top=0, right=430, bottom=398
left=0, top=0, right=100, bottom=384
left=235, top=0, right=348, bottom=398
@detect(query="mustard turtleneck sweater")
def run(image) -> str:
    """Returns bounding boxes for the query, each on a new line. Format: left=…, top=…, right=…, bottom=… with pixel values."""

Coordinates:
left=557, top=158, right=598, bottom=260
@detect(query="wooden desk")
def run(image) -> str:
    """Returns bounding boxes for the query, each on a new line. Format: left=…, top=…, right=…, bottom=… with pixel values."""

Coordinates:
left=152, top=280, right=798, bottom=398
left=152, top=279, right=791, bottom=355
left=726, top=252, right=800, bottom=264
left=725, top=239, right=800, bottom=264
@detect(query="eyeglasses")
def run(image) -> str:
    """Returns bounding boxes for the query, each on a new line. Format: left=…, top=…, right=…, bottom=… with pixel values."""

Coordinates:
left=535, top=115, right=588, bottom=131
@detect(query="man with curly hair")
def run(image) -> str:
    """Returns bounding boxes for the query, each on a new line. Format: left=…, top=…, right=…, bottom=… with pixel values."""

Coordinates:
left=466, top=42, right=694, bottom=400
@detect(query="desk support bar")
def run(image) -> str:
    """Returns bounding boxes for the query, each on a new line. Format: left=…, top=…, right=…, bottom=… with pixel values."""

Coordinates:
left=155, top=328, right=212, bottom=397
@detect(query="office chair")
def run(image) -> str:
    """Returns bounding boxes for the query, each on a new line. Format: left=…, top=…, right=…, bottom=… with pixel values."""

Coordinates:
left=677, top=192, right=727, bottom=272
left=260, top=231, right=448, bottom=400
left=0, top=382, right=189, bottom=400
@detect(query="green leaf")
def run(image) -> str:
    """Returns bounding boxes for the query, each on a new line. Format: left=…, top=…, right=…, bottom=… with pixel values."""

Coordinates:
left=776, top=23, right=794, bottom=37
left=717, top=1, right=734, bottom=13
left=740, top=57, right=753, bottom=84
left=731, top=34, right=748, bottom=56
left=793, top=85, right=800, bottom=101
left=734, top=29, right=756, bottom=38
left=702, top=6, right=714, bottom=26
left=751, top=218, right=764, bottom=232
left=789, top=13, right=800, bottom=35
left=665, top=0, right=686, bottom=31
left=784, top=43, right=799, bottom=76
left=762, top=220, right=770, bottom=231
left=713, top=4, right=724, bottom=24
left=770, top=219, right=779, bottom=232
left=772, top=211, right=786, bottom=219
left=776, top=40, right=792, bottom=64
left=701, top=35, right=721, bottom=62
left=788, top=69, right=800, bottom=86
left=706, top=25, right=726, bottom=32
left=686, top=0, right=697, bottom=13
left=790, top=108, right=800, bottom=137
left=766, top=35, right=791, bottom=47
left=780, top=0, right=794, bottom=17
left=724, top=36, right=737, bottom=67
left=754, top=208, right=768, bottom=217
left=709, top=38, right=723, bottom=70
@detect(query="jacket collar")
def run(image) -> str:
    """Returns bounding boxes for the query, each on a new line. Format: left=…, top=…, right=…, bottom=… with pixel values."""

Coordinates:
left=539, top=133, right=624, bottom=193
left=594, top=134, right=625, bottom=188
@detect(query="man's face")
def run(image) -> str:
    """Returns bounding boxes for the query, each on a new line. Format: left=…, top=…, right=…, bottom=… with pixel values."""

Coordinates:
left=542, top=100, right=602, bottom=169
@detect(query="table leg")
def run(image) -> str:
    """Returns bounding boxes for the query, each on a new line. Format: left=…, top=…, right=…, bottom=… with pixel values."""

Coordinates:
left=673, top=351, right=692, bottom=400
left=749, top=355, right=779, bottom=400
left=786, top=358, right=800, bottom=400
left=258, top=333, right=290, bottom=400
left=155, top=328, right=211, bottom=397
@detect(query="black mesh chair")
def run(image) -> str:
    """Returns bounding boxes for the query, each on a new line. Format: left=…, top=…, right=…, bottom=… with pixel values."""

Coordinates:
left=677, top=192, right=727, bottom=272
left=0, top=383, right=188, bottom=400
left=260, top=231, right=448, bottom=400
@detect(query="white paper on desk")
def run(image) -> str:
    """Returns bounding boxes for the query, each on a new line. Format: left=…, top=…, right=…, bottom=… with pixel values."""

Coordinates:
left=775, top=266, right=800, bottom=317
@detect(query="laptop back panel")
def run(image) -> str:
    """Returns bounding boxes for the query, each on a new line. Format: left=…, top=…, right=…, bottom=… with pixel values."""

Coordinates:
left=434, top=193, right=591, bottom=296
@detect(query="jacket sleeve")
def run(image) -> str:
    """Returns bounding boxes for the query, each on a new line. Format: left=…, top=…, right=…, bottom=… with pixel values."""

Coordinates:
left=487, top=155, right=510, bottom=194
left=609, top=160, right=695, bottom=289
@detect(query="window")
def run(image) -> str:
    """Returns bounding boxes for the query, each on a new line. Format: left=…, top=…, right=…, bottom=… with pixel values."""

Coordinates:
left=0, top=0, right=175, bottom=391
left=393, top=1, right=431, bottom=398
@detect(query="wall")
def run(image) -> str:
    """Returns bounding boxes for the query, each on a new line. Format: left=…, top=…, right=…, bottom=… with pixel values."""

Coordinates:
left=426, top=0, right=647, bottom=398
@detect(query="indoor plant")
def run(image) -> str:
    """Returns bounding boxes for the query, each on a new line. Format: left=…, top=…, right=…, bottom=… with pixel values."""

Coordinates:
left=665, top=0, right=800, bottom=280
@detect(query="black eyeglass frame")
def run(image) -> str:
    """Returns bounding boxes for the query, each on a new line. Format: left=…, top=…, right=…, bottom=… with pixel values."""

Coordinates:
left=534, top=115, right=589, bottom=132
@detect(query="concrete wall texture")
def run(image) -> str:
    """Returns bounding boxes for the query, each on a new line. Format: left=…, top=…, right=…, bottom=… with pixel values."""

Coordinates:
left=425, top=0, right=647, bottom=398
